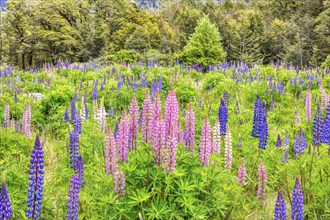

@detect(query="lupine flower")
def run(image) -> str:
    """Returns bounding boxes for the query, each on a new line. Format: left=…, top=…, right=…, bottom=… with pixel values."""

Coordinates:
left=105, top=126, right=117, bottom=175
left=0, top=181, right=12, bottom=220
left=295, top=110, right=301, bottom=125
left=109, top=105, right=114, bottom=116
left=114, top=170, right=125, bottom=201
left=92, top=100, right=99, bottom=120
left=291, top=178, right=304, bottom=220
left=258, top=104, right=269, bottom=150
left=69, top=131, right=79, bottom=168
left=281, top=150, right=289, bottom=163
left=184, top=104, right=195, bottom=153
left=294, top=129, right=307, bottom=157
left=66, top=175, right=80, bottom=220
left=15, top=122, right=20, bottom=133
left=276, top=134, right=282, bottom=147
left=237, top=161, right=247, bottom=186
left=75, top=156, right=84, bottom=188
left=305, top=88, right=312, bottom=121
left=234, top=100, right=240, bottom=114
left=22, top=102, right=32, bottom=138
left=223, top=91, right=229, bottom=106
left=224, top=126, right=232, bottom=169
left=212, top=120, right=221, bottom=155
left=252, top=96, right=261, bottom=138
left=320, top=81, right=327, bottom=111
left=10, top=118, right=15, bottom=130
left=142, top=90, right=155, bottom=143
left=118, top=111, right=129, bottom=163
left=26, top=136, right=44, bottom=219
left=4, top=102, right=9, bottom=129
left=164, top=90, right=179, bottom=173
left=92, top=86, right=98, bottom=102
left=321, top=101, right=330, bottom=144
left=97, top=98, right=106, bottom=133
left=199, top=116, right=211, bottom=167
left=218, top=99, right=228, bottom=136
left=152, top=118, right=166, bottom=167
left=284, top=131, right=289, bottom=147
left=71, top=98, right=77, bottom=122
left=274, top=191, right=286, bottom=220
left=129, top=94, right=139, bottom=150
left=257, top=160, right=267, bottom=202
left=64, top=108, right=69, bottom=122
left=313, top=106, right=323, bottom=146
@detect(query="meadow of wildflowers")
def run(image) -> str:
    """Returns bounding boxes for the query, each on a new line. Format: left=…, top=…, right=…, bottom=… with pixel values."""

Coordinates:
left=0, top=61, right=329, bottom=219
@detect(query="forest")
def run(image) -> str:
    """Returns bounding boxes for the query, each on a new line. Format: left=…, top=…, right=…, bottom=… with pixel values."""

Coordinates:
left=0, top=0, right=329, bottom=69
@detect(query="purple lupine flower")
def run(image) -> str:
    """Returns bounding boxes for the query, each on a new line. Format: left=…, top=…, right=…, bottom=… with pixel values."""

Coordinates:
left=10, top=118, right=15, bottom=130
left=66, top=175, right=80, bottom=220
left=64, top=108, right=69, bottom=123
left=26, top=135, right=44, bottom=219
left=218, top=99, right=228, bottom=136
left=274, top=191, right=286, bottom=220
left=153, top=90, right=162, bottom=123
left=105, top=126, right=117, bottom=175
left=84, top=93, right=87, bottom=105
left=75, top=156, right=84, bottom=188
left=114, top=170, right=125, bottom=201
left=295, top=110, right=301, bottom=125
left=15, top=122, right=20, bottom=133
left=224, top=127, right=232, bottom=169
left=313, top=106, right=323, bottom=146
left=284, top=131, right=289, bottom=147
left=141, top=90, right=155, bottom=143
left=258, top=104, right=269, bottom=150
left=118, top=111, right=129, bottom=163
left=71, top=98, right=77, bottom=121
left=294, top=129, right=307, bottom=157
left=4, top=102, right=9, bottom=129
left=129, top=94, right=139, bottom=150
left=291, top=178, right=304, bottom=220
left=69, top=131, right=79, bottom=168
left=92, top=86, right=98, bottom=101
left=322, top=101, right=330, bottom=144
left=276, top=134, right=282, bottom=147
left=84, top=105, right=88, bottom=120
left=73, top=92, right=78, bottom=101
left=109, top=105, right=114, bottom=116
left=0, top=181, right=12, bottom=220
left=184, top=104, right=195, bottom=153
left=305, top=88, right=312, bottom=122
left=199, top=116, right=211, bottom=167
left=281, top=150, right=289, bottom=163
left=237, top=160, right=247, bottom=186
left=153, top=118, right=166, bottom=167
left=257, top=160, right=267, bottom=203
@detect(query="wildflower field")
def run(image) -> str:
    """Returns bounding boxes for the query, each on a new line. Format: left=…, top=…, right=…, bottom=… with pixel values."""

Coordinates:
left=0, top=62, right=329, bottom=219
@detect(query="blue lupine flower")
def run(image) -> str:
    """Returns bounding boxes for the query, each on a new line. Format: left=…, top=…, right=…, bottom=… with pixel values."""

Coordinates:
left=26, top=136, right=44, bottom=219
left=313, top=106, right=323, bottom=146
left=71, top=99, right=77, bottom=121
left=92, top=86, right=98, bottom=101
left=321, top=102, right=330, bottom=144
left=294, top=130, right=307, bottom=157
left=274, top=191, right=286, bottom=220
left=69, top=131, right=79, bottom=168
left=64, top=108, right=69, bottom=123
left=66, top=175, right=81, bottom=220
left=276, top=134, right=282, bottom=147
left=74, top=116, right=82, bottom=135
left=218, top=99, right=228, bottom=136
left=75, top=156, right=84, bottom=188
left=291, top=178, right=304, bottom=220
left=1, top=181, right=12, bottom=220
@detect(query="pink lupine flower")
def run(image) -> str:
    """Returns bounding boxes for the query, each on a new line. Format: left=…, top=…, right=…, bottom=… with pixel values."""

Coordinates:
left=305, top=88, right=312, bottom=122
left=129, top=94, right=139, bottom=150
left=118, top=111, right=129, bottom=163
left=320, top=81, right=327, bottom=111
left=105, top=126, right=117, bottom=175
left=237, top=160, right=247, bottom=186
left=199, top=116, right=211, bottom=167
left=224, top=127, right=232, bottom=169
left=4, top=102, right=9, bottom=129
left=295, top=110, right=301, bottom=125
left=98, top=98, right=106, bottom=133
left=257, top=160, right=268, bottom=202
left=142, top=90, right=155, bottom=143
left=213, top=119, right=221, bottom=155
left=22, top=102, right=31, bottom=138
left=184, top=103, right=195, bottom=154
left=114, top=170, right=125, bottom=201
left=10, top=117, right=15, bottom=129
left=152, top=118, right=166, bottom=167
left=164, top=136, right=177, bottom=173
left=153, top=90, right=162, bottom=122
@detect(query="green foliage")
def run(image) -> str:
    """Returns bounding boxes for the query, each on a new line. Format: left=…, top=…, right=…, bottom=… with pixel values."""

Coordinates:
left=113, top=49, right=140, bottom=63
left=180, top=16, right=226, bottom=66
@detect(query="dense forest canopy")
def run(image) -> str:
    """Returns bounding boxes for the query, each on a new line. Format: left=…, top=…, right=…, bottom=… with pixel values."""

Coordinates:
left=0, top=0, right=329, bottom=69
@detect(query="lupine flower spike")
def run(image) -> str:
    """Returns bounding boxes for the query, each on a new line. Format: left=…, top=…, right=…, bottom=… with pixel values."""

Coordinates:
left=105, top=126, right=117, bottom=175
left=224, top=126, right=232, bottom=169
left=274, top=191, right=286, bottom=220
left=305, top=88, right=312, bottom=122
left=213, top=120, right=221, bottom=155
left=23, top=102, right=31, bottom=138
left=199, top=116, right=211, bottom=167
left=276, top=134, right=282, bottom=147
left=114, top=171, right=125, bottom=201
left=257, top=160, right=267, bottom=203
left=152, top=118, right=166, bottom=167
left=97, top=98, right=106, bottom=133
left=0, top=181, right=12, bottom=220
left=313, top=106, right=323, bottom=146
left=129, top=94, right=139, bottom=150
left=184, top=103, right=195, bottom=154
left=26, top=135, right=44, bottom=219
left=142, top=90, right=155, bottom=143
left=218, top=99, right=228, bottom=136
left=66, top=175, right=81, bottom=220
left=294, top=129, right=307, bottom=157
left=118, top=111, right=129, bottom=163
left=4, top=102, right=9, bottom=129
left=237, top=161, right=247, bottom=186
left=291, top=178, right=304, bottom=220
